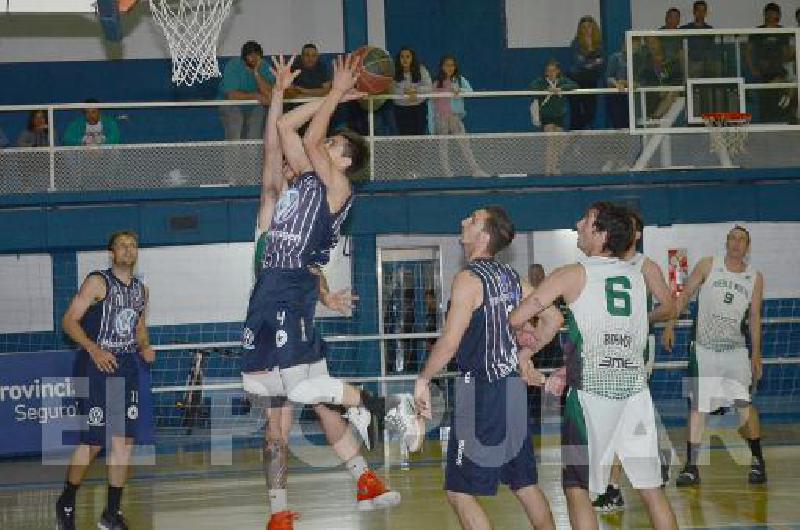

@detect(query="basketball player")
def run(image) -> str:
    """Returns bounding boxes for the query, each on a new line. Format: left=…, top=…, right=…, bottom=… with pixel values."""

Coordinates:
left=55, top=230, right=154, bottom=530
left=663, top=226, right=766, bottom=486
left=241, top=54, right=401, bottom=530
left=414, top=206, right=556, bottom=530
left=510, top=202, right=678, bottom=530
left=592, top=208, right=675, bottom=512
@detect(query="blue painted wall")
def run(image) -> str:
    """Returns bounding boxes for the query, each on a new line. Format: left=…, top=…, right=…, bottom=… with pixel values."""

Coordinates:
left=0, top=0, right=636, bottom=142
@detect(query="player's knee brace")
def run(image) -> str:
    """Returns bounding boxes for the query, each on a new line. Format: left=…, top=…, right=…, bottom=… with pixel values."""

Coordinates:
left=287, top=376, right=344, bottom=405
left=264, top=438, right=288, bottom=489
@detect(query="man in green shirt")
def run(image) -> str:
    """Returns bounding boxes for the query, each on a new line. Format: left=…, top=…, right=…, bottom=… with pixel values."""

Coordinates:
left=219, top=40, right=275, bottom=140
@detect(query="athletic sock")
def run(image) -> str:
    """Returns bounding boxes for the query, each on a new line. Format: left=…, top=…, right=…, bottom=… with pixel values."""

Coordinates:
left=107, top=486, right=123, bottom=515
left=59, top=481, right=80, bottom=507
left=346, top=455, right=369, bottom=480
left=269, top=489, right=288, bottom=513
left=687, top=442, right=700, bottom=467
left=748, top=438, right=764, bottom=462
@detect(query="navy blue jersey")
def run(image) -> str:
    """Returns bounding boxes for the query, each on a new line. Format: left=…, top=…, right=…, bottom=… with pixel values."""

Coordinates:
left=455, top=259, right=522, bottom=382
left=81, top=269, right=146, bottom=355
left=260, top=172, right=353, bottom=270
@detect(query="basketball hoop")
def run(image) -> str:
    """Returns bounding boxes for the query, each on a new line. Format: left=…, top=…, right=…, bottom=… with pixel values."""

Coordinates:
left=149, top=0, right=234, bottom=86
left=702, top=112, right=752, bottom=157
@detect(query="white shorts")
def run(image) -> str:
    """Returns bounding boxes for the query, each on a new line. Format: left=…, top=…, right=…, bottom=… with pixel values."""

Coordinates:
left=242, top=359, right=330, bottom=399
left=690, top=344, right=752, bottom=413
left=563, top=389, right=662, bottom=494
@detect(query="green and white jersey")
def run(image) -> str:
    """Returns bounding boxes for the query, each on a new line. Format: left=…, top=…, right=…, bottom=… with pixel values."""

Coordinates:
left=696, top=255, right=756, bottom=351
left=567, top=256, right=649, bottom=399
left=254, top=224, right=268, bottom=277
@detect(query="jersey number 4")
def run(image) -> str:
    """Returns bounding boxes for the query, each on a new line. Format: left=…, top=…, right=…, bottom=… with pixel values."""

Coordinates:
left=605, top=276, right=632, bottom=317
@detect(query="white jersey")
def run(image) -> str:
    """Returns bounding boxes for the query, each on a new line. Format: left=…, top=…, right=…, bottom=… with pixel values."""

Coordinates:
left=567, top=256, right=649, bottom=399
left=696, top=255, right=756, bottom=351
left=628, top=252, right=646, bottom=271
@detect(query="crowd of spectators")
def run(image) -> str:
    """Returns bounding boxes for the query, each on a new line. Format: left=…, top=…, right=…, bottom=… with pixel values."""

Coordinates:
left=1, top=1, right=798, bottom=149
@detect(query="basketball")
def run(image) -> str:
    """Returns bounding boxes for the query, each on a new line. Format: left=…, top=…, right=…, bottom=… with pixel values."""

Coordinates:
left=353, top=45, right=393, bottom=109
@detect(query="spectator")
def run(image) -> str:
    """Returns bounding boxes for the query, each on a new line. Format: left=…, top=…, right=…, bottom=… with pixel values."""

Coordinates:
left=288, top=43, right=331, bottom=98
left=643, top=8, right=685, bottom=119
left=429, top=54, right=487, bottom=177
left=680, top=0, right=712, bottom=30
left=429, top=55, right=473, bottom=134
left=605, top=41, right=629, bottom=129
left=63, top=99, right=120, bottom=146
left=569, top=15, right=604, bottom=130
left=393, top=47, right=432, bottom=135
left=655, top=7, right=684, bottom=83
left=218, top=40, right=274, bottom=140
left=680, top=1, right=717, bottom=77
left=747, top=3, right=795, bottom=122
left=530, top=59, right=578, bottom=175
left=17, top=109, right=49, bottom=147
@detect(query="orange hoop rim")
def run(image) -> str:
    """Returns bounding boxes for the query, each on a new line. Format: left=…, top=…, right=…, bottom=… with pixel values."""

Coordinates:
left=702, top=112, right=752, bottom=123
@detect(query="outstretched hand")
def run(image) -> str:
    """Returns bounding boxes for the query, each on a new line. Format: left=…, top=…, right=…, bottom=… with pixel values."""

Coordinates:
left=321, top=288, right=359, bottom=316
left=270, top=54, right=301, bottom=92
left=331, top=53, right=364, bottom=94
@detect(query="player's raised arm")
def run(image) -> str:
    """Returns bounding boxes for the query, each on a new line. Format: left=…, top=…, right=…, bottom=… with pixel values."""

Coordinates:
left=303, top=54, right=365, bottom=188
left=662, top=256, right=712, bottom=350
left=276, top=71, right=325, bottom=175
left=62, top=273, right=117, bottom=373
left=510, top=263, right=583, bottom=330
left=258, top=55, right=297, bottom=231
left=642, top=257, right=676, bottom=323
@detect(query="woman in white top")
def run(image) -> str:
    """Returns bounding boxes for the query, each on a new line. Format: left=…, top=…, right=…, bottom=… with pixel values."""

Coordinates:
left=393, top=47, right=432, bottom=135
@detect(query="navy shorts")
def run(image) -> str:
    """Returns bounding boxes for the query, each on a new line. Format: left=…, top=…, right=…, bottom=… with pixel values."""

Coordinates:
left=76, top=350, right=142, bottom=446
left=445, top=374, right=538, bottom=496
left=242, top=268, right=327, bottom=372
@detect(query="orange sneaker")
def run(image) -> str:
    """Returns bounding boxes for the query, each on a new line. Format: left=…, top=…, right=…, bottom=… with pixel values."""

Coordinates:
left=267, top=510, right=300, bottom=530
left=356, top=470, right=402, bottom=511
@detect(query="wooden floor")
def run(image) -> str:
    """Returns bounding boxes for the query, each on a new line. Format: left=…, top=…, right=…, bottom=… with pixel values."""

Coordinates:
left=2, top=427, right=800, bottom=530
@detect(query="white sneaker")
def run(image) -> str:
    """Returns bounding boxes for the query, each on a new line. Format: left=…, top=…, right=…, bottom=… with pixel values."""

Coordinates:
left=345, top=406, right=372, bottom=450
left=393, top=394, right=425, bottom=453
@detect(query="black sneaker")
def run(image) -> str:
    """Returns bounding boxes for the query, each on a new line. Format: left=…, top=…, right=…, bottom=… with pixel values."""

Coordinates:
left=748, top=457, right=767, bottom=484
left=592, top=485, right=624, bottom=513
left=98, top=509, right=129, bottom=530
left=55, top=497, right=76, bottom=530
left=676, top=464, right=701, bottom=487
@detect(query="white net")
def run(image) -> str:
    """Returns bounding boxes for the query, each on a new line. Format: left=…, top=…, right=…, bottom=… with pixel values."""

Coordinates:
left=149, top=0, right=234, bottom=86
left=703, top=113, right=751, bottom=157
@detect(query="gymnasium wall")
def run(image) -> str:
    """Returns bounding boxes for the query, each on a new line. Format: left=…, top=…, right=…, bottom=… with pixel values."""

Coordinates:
left=0, top=0, right=633, bottom=138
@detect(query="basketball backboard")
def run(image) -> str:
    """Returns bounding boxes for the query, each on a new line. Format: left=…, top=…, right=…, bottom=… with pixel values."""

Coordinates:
left=4, top=0, right=135, bottom=42
left=627, top=28, right=800, bottom=130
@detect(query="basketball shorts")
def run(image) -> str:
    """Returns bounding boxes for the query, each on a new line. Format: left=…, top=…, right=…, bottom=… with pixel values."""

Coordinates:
left=76, top=350, right=143, bottom=446
left=242, top=268, right=327, bottom=372
left=445, top=374, right=538, bottom=496
left=562, top=388, right=662, bottom=494
left=242, top=358, right=330, bottom=401
left=689, top=344, right=752, bottom=413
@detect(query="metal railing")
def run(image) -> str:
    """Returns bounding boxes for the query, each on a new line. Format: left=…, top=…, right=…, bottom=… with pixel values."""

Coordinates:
left=2, top=85, right=800, bottom=192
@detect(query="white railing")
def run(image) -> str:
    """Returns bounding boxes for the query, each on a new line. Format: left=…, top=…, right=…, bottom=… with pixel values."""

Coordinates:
left=2, top=85, right=800, bottom=191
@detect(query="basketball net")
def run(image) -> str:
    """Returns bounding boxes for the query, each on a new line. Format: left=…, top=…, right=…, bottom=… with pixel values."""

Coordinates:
left=149, top=0, right=234, bottom=86
left=702, top=112, right=752, bottom=157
